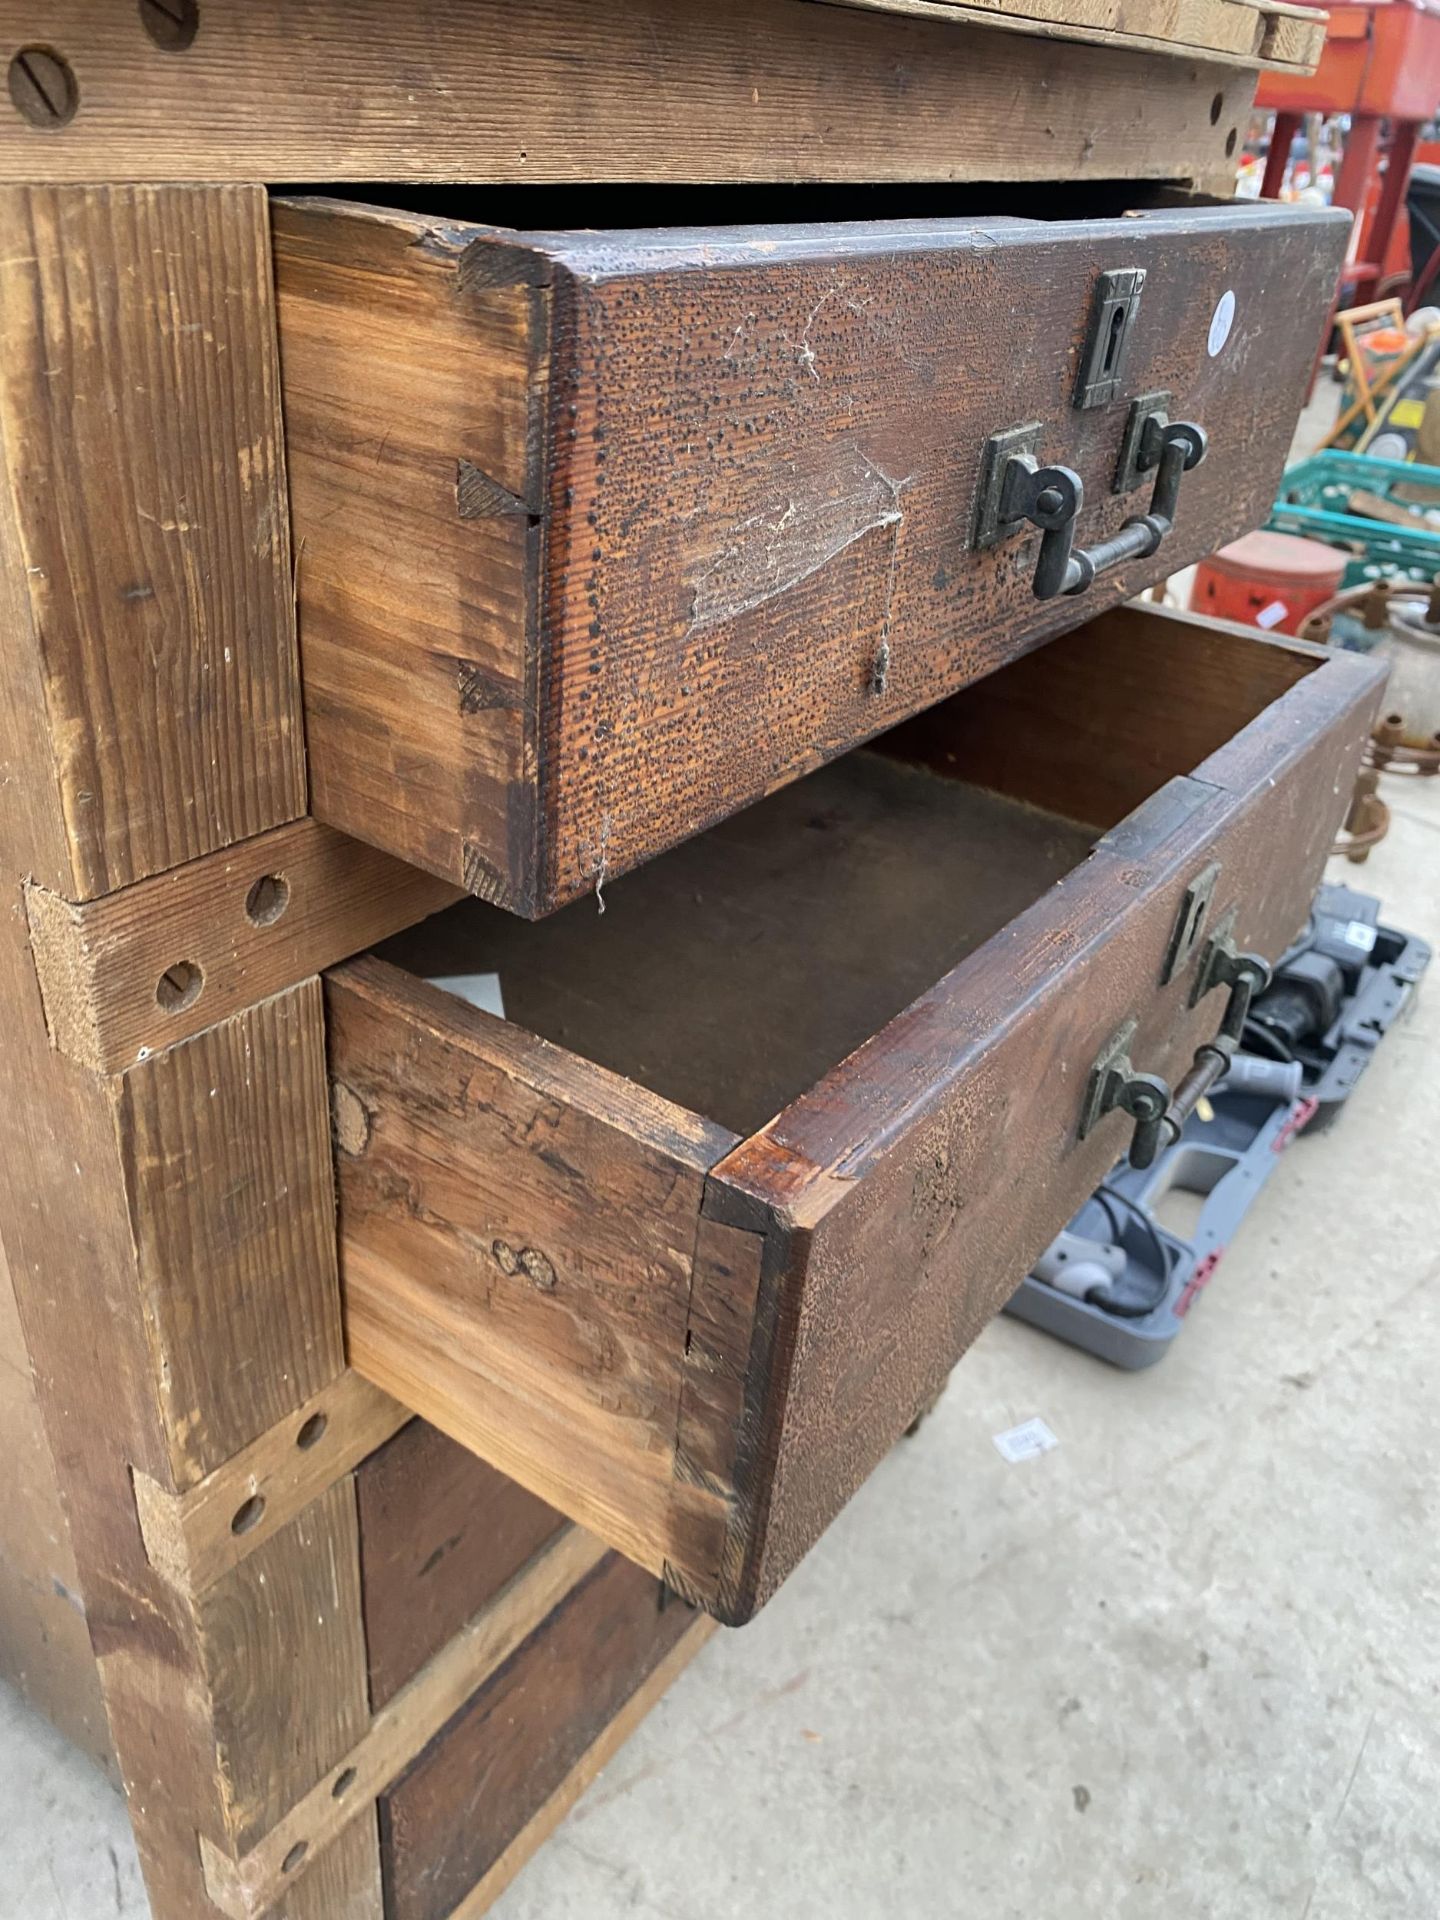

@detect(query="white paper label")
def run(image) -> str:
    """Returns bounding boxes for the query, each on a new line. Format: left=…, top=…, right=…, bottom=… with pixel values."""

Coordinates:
left=1208, top=289, right=1236, bottom=358
left=428, top=971, right=506, bottom=1018
left=1342, top=919, right=1377, bottom=953
left=993, top=1417, right=1060, bottom=1464
left=1255, top=599, right=1289, bottom=629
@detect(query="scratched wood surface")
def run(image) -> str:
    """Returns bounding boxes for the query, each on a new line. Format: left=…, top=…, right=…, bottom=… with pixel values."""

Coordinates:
left=0, top=184, right=303, bottom=900
left=276, top=196, right=1348, bottom=915
left=356, top=1418, right=567, bottom=1710
left=334, top=613, right=1382, bottom=1620
left=0, top=0, right=1270, bottom=187
left=379, top=1555, right=700, bottom=1920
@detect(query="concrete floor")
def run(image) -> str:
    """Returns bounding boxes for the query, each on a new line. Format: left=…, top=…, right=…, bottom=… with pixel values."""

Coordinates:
left=4, top=714, right=1439, bottom=1916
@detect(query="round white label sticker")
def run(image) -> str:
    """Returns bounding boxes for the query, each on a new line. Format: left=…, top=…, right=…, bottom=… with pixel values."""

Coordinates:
left=1208, top=290, right=1236, bottom=358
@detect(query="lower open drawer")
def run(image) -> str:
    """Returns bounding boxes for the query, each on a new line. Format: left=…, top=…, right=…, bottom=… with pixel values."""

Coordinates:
left=326, top=605, right=1381, bottom=1623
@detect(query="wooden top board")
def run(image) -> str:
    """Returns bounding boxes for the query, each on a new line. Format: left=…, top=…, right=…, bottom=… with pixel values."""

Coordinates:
left=0, top=0, right=1322, bottom=189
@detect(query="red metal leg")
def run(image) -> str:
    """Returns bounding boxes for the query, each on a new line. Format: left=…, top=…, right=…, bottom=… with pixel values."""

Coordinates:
left=1261, top=110, right=1301, bottom=200
left=1366, top=120, right=1420, bottom=302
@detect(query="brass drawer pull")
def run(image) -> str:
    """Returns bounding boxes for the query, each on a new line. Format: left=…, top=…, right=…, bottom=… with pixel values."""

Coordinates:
left=1082, top=933, right=1270, bottom=1170
left=998, top=415, right=1208, bottom=601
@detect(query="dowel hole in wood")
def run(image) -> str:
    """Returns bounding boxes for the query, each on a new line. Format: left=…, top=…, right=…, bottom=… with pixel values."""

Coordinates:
left=139, top=0, right=199, bottom=52
left=1225, top=128, right=1238, bottom=157
left=332, top=1767, right=357, bottom=1800
left=295, top=1411, right=328, bottom=1450
left=231, top=1494, right=266, bottom=1536
left=155, top=959, right=203, bottom=1013
left=281, top=1841, right=309, bottom=1874
left=1210, top=92, right=1224, bottom=125
left=7, top=47, right=78, bottom=127
left=245, top=873, right=290, bottom=927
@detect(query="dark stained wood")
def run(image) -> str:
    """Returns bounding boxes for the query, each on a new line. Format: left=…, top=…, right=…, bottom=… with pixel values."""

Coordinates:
left=357, top=1419, right=566, bottom=1710
left=704, top=627, right=1385, bottom=1619
left=379, top=1553, right=697, bottom=1920
left=276, top=195, right=1348, bottom=914
left=332, top=611, right=1384, bottom=1621
left=0, top=0, right=1261, bottom=187
left=0, top=185, right=303, bottom=900
left=873, top=599, right=1324, bottom=828
left=377, top=757, right=1096, bottom=1137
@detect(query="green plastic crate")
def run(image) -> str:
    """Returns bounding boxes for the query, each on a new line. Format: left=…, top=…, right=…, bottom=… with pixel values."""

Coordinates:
left=1268, top=451, right=1440, bottom=588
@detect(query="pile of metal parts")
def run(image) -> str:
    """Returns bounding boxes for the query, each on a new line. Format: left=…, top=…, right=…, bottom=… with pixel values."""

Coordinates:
left=1006, top=883, right=1430, bottom=1365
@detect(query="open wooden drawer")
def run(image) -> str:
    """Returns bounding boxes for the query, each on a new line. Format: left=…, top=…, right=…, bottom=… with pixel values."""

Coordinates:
left=326, top=606, right=1383, bottom=1623
left=275, top=192, right=1349, bottom=916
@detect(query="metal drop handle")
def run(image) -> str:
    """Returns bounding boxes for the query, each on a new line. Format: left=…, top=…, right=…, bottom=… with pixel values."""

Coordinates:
left=1083, top=937, right=1272, bottom=1171
left=999, top=417, right=1208, bottom=602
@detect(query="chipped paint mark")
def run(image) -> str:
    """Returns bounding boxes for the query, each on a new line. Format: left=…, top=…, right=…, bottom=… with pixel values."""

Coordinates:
left=689, top=450, right=912, bottom=636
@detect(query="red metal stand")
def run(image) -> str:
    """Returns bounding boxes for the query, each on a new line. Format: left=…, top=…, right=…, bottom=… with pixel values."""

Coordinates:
left=1258, top=0, right=1440, bottom=303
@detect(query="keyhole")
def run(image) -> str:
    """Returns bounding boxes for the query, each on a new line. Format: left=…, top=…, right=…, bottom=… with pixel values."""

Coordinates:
left=1101, top=304, right=1126, bottom=377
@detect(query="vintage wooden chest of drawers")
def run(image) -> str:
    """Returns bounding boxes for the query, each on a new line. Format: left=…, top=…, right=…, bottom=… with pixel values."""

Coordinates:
left=0, top=2, right=1366, bottom=1915
left=275, top=196, right=1349, bottom=915
left=328, top=604, right=1382, bottom=1622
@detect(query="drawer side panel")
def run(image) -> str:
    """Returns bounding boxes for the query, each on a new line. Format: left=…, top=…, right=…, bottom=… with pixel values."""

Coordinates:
left=707, top=635, right=1384, bottom=1619
left=328, top=960, right=738, bottom=1585
left=274, top=203, right=545, bottom=908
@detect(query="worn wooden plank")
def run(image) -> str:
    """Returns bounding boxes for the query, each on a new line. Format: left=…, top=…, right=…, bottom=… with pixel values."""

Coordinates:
left=201, top=1527, right=607, bottom=1920
left=0, top=882, right=228, bottom=1915
left=439, top=1617, right=715, bottom=1920
left=827, top=0, right=1324, bottom=68
left=0, top=178, right=382, bottom=1918
left=134, top=1373, right=410, bottom=1596
left=119, top=983, right=343, bottom=1487
left=356, top=1418, right=566, bottom=1711
left=0, top=0, right=1258, bottom=187
left=330, top=960, right=736, bottom=1583
left=26, top=817, right=459, bottom=1074
left=272, top=203, right=542, bottom=905
left=380, top=1554, right=702, bottom=1920
left=0, top=184, right=302, bottom=899
left=278, top=197, right=1347, bottom=913
left=198, top=1480, right=370, bottom=1852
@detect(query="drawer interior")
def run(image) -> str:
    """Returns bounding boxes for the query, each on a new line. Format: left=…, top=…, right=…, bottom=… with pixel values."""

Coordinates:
left=376, top=606, right=1320, bottom=1137
left=335, top=603, right=1372, bottom=1622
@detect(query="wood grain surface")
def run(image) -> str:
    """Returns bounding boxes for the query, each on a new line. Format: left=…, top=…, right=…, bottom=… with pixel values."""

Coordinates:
left=379, top=1554, right=700, bottom=1920
left=357, top=1418, right=567, bottom=1710
left=334, top=615, right=1381, bottom=1621
left=0, top=185, right=302, bottom=899
left=0, top=0, right=1260, bottom=185
left=704, top=616, right=1384, bottom=1619
left=26, top=817, right=459, bottom=1073
left=278, top=196, right=1348, bottom=913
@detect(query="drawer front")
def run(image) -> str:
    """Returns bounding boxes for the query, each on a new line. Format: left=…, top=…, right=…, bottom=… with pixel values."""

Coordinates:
left=328, top=612, right=1382, bottom=1623
left=355, top=1417, right=566, bottom=1710
left=380, top=1552, right=703, bottom=1920
left=277, top=198, right=1348, bottom=916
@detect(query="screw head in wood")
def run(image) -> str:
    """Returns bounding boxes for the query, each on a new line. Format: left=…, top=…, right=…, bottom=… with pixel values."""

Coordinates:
left=139, top=0, right=200, bottom=52
left=7, top=46, right=78, bottom=128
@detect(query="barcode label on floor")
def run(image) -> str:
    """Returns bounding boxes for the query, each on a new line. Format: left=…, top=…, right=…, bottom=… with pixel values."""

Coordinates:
left=992, top=1417, right=1059, bottom=1464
